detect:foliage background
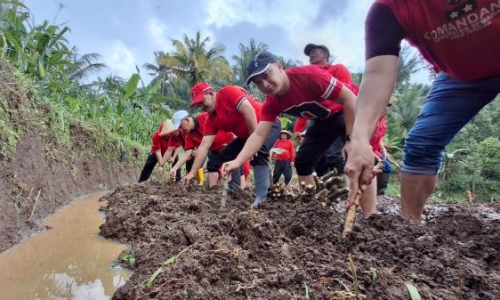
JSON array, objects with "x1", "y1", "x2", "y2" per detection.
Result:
[{"x1": 1, "y1": 0, "x2": 499, "y2": 202}]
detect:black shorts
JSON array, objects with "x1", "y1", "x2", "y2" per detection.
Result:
[{"x1": 295, "y1": 112, "x2": 345, "y2": 176}]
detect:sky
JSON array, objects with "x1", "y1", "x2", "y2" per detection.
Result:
[{"x1": 23, "y1": 0, "x2": 430, "y2": 84}]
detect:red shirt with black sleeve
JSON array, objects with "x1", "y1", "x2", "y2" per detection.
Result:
[
  {"x1": 184, "y1": 112, "x2": 235, "y2": 152},
  {"x1": 261, "y1": 65, "x2": 357, "y2": 122},
  {"x1": 204, "y1": 85, "x2": 263, "y2": 139},
  {"x1": 371, "y1": 0, "x2": 500, "y2": 80},
  {"x1": 272, "y1": 139, "x2": 296, "y2": 162}
]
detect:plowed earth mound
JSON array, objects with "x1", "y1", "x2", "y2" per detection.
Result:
[{"x1": 100, "y1": 182, "x2": 500, "y2": 300}]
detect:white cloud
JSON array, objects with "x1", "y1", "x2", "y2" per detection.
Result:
[
  {"x1": 103, "y1": 41, "x2": 137, "y2": 79},
  {"x1": 146, "y1": 18, "x2": 171, "y2": 51},
  {"x1": 206, "y1": 0, "x2": 319, "y2": 31}
]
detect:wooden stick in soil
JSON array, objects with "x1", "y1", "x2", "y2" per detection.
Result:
[
  {"x1": 342, "y1": 187, "x2": 362, "y2": 238},
  {"x1": 343, "y1": 160, "x2": 384, "y2": 238},
  {"x1": 220, "y1": 178, "x2": 228, "y2": 208},
  {"x1": 28, "y1": 189, "x2": 42, "y2": 222}
]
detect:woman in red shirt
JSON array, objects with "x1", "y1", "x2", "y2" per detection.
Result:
[{"x1": 270, "y1": 130, "x2": 295, "y2": 186}]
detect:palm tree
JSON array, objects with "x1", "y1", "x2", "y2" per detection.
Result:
[
  {"x1": 157, "y1": 31, "x2": 233, "y2": 86},
  {"x1": 396, "y1": 44, "x2": 423, "y2": 90},
  {"x1": 351, "y1": 72, "x2": 363, "y2": 85},
  {"x1": 68, "y1": 47, "x2": 107, "y2": 82},
  {"x1": 278, "y1": 57, "x2": 302, "y2": 69},
  {"x1": 388, "y1": 85, "x2": 426, "y2": 137},
  {"x1": 143, "y1": 51, "x2": 174, "y2": 94},
  {"x1": 231, "y1": 39, "x2": 269, "y2": 86}
]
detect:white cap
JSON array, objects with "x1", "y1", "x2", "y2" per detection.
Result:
[{"x1": 172, "y1": 110, "x2": 189, "y2": 129}]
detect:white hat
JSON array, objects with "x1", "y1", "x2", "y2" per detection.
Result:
[{"x1": 172, "y1": 110, "x2": 189, "y2": 129}]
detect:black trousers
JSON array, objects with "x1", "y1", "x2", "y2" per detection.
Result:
[
  {"x1": 377, "y1": 172, "x2": 391, "y2": 195},
  {"x1": 273, "y1": 160, "x2": 292, "y2": 185},
  {"x1": 138, "y1": 153, "x2": 181, "y2": 182},
  {"x1": 315, "y1": 137, "x2": 345, "y2": 176}
]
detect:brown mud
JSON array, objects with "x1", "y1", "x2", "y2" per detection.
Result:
[
  {"x1": 0, "y1": 58, "x2": 139, "y2": 252},
  {"x1": 101, "y1": 182, "x2": 500, "y2": 299}
]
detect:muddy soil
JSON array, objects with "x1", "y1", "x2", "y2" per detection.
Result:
[
  {"x1": 0, "y1": 58, "x2": 139, "y2": 252},
  {"x1": 101, "y1": 182, "x2": 500, "y2": 300}
]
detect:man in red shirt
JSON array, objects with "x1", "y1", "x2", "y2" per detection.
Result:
[
  {"x1": 138, "y1": 119, "x2": 177, "y2": 182},
  {"x1": 295, "y1": 43, "x2": 355, "y2": 176},
  {"x1": 223, "y1": 52, "x2": 378, "y2": 217},
  {"x1": 270, "y1": 130, "x2": 295, "y2": 186},
  {"x1": 344, "y1": 0, "x2": 500, "y2": 221},
  {"x1": 183, "y1": 82, "x2": 281, "y2": 207},
  {"x1": 304, "y1": 43, "x2": 353, "y2": 84},
  {"x1": 169, "y1": 110, "x2": 235, "y2": 188}
]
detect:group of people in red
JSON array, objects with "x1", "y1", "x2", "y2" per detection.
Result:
[{"x1": 140, "y1": 0, "x2": 500, "y2": 220}]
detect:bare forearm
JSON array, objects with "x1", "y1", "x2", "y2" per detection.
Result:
[
  {"x1": 155, "y1": 150, "x2": 163, "y2": 166},
  {"x1": 234, "y1": 122, "x2": 273, "y2": 165},
  {"x1": 342, "y1": 97, "x2": 356, "y2": 136},
  {"x1": 189, "y1": 147, "x2": 208, "y2": 176},
  {"x1": 352, "y1": 56, "x2": 398, "y2": 141},
  {"x1": 172, "y1": 150, "x2": 192, "y2": 170}
]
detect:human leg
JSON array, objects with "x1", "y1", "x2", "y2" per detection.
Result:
[
  {"x1": 282, "y1": 160, "x2": 292, "y2": 186},
  {"x1": 360, "y1": 176, "x2": 377, "y2": 217},
  {"x1": 250, "y1": 121, "x2": 281, "y2": 206},
  {"x1": 138, "y1": 153, "x2": 157, "y2": 182},
  {"x1": 295, "y1": 113, "x2": 345, "y2": 185},
  {"x1": 401, "y1": 73, "x2": 500, "y2": 220},
  {"x1": 272, "y1": 160, "x2": 284, "y2": 184}
]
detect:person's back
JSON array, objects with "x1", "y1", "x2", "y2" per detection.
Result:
[
  {"x1": 374, "y1": 0, "x2": 500, "y2": 79},
  {"x1": 207, "y1": 85, "x2": 263, "y2": 139}
]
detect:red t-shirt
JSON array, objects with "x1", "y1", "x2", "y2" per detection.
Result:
[
  {"x1": 324, "y1": 63, "x2": 353, "y2": 84},
  {"x1": 151, "y1": 125, "x2": 169, "y2": 155},
  {"x1": 370, "y1": 115, "x2": 387, "y2": 158},
  {"x1": 242, "y1": 161, "x2": 251, "y2": 180},
  {"x1": 184, "y1": 112, "x2": 235, "y2": 152},
  {"x1": 165, "y1": 131, "x2": 184, "y2": 149},
  {"x1": 293, "y1": 63, "x2": 355, "y2": 133},
  {"x1": 261, "y1": 65, "x2": 357, "y2": 122},
  {"x1": 272, "y1": 139, "x2": 296, "y2": 162},
  {"x1": 204, "y1": 85, "x2": 263, "y2": 139},
  {"x1": 293, "y1": 118, "x2": 308, "y2": 133},
  {"x1": 376, "y1": 0, "x2": 500, "y2": 80}
]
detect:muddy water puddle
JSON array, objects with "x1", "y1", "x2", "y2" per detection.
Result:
[{"x1": 0, "y1": 192, "x2": 130, "y2": 300}]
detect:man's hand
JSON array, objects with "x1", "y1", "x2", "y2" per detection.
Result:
[
  {"x1": 157, "y1": 165, "x2": 164, "y2": 182},
  {"x1": 221, "y1": 160, "x2": 241, "y2": 180},
  {"x1": 182, "y1": 173, "x2": 195, "y2": 188},
  {"x1": 169, "y1": 168, "x2": 177, "y2": 183},
  {"x1": 343, "y1": 138, "x2": 379, "y2": 209}
]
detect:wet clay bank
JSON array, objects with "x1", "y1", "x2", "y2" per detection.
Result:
[
  {"x1": 100, "y1": 182, "x2": 500, "y2": 300},
  {"x1": 0, "y1": 193, "x2": 131, "y2": 300}
]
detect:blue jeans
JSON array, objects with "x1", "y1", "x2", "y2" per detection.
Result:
[{"x1": 402, "y1": 72, "x2": 500, "y2": 175}]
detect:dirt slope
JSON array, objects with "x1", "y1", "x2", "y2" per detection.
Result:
[
  {"x1": 0, "y1": 58, "x2": 139, "y2": 252},
  {"x1": 100, "y1": 182, "x2": 500, "y2": 300}
]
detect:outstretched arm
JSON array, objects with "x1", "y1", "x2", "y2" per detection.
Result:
[
  {"x1": 344, "y1": 55, "x2": 398, "y2": 207},
  {"x1": 183, "y1": 135, "x2": 215, "y2": 185},
  {"x1": 238, "y1": 99, "x2": 258, "y2": 135},
  {"x1": 222, "y1": 121, "x2": 274, "y2": 175}
]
